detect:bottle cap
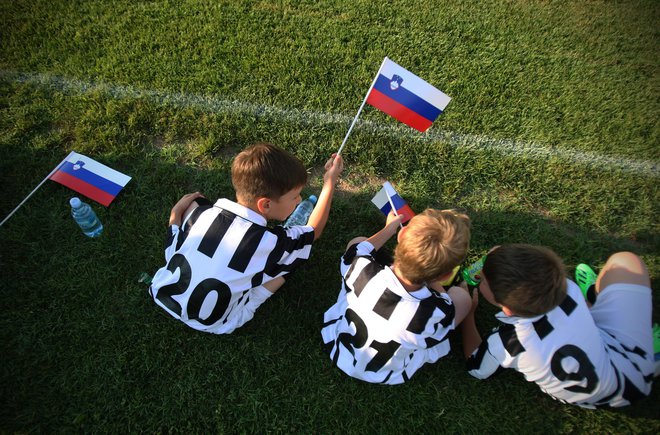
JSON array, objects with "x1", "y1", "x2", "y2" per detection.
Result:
[
  {"x1": 70, "y1": 197, "x2": 82, "y2": 208},
  {"x1": 308, "y1": 195, "x2": 318, "y2": 204}
]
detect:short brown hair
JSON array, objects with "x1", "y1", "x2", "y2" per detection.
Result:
[
  {"x1": 394, "y1": 209, "x2": 471, "y2": 285},
  {"x1": 482, "y1": 244, "x2": 567, "y2": 317},
  {"x1": 231, "y1": 143, "x2": 308, "y2": 204}
]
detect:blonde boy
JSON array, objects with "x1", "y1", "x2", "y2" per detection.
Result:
[{"x1": 322, "y1": 209, "x2": 473, "y2": 384}]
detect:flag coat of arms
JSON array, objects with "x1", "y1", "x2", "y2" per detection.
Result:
[
  {"x1": 371, "y1": 181, "x2": 415, "y2": 224},
  {"x1": 49, "y1": 152, "x2": 132, "y2": 206},
  {"x1": 366, "y1": 57, "x2": 451, "y2": 132}
]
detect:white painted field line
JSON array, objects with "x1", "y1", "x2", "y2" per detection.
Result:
[{"x1": 2, "y1": 70, "x2": 657, "y2": 177}]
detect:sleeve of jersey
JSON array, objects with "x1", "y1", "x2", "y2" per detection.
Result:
[
  {"x1": 163, "y1": 224, "x2": 180, "y2": 262},
  {"x1": 466, "y1": 330, "x2": 506, "y2": 379},
  {"x1": 263, "y1": 225, "x2": 315, "y2": 276},
  {"x1": 411, "y1": 292, "x2": 456, "y2": 349},
  {"x1": 341, "y1": 241, "x2": 375, "y2": 276}
]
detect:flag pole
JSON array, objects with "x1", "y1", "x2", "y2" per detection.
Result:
[
  {"x1": 0, "y1": 154, "x2": 69, "y2": 227},
  {"x1": 384, "y1": 183, "x2": 405, "y2": 230},
  {"x1": 386, "y1": 194, "x2": 404, "y2": 230},
  {"x1": 336, "y1": 57, "x2": 389, "y2": 156}
]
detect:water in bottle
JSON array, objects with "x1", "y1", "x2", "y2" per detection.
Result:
[
  {"x1": 70, "y1": 197, "x2": 104, "y2": 237},
  {"x1": 284, "y1": 195, "x2": 317, "y2": 227},
  {"x1": 462, "y1": 255, "x2": 486, "y2": 287}
]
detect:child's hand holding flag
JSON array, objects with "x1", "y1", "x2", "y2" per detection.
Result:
[
  {"x1": 371, "y1": 181, "x2": 415, "y2": 224},
  {"x1": 337, "y1": 57, "x2": 451, "y2": 156}
]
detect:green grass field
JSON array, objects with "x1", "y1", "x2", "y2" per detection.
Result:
[{"x1": 1, "y1": 0, "x2": 658, "y2": 432}]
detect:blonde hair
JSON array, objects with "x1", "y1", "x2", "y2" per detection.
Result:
[{"x1": 394, "y1": 209, "x2": 471, "y2": 284}]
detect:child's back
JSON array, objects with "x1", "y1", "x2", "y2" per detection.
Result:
[
  {"x1": 150, "y1": 198, "x2": 315, "y2": 333},
  {"x1": 465, "y1": 245, "x2": 654, "y2": 408},
  {"x1": 150, "y1": 143, "x2": 343, "y2": 334},
  {"x1": 322, "y1": 209, "x2": 473, "y2": 384}
]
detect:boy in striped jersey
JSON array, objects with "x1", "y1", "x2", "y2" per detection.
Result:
[
  {"x1": 150, "y1": 143, "x2": 343, "y2": 334},
  {"x1": 321, "y1": 209, "x2": 474, "y2": 384},
  {"x1": 462, "y1": 245, "x2": 655, "y2": 408}
]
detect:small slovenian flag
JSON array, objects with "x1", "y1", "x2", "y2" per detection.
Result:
[
  {"x1": 366, "y1": 57, "x2": 451, "y2": 132},
  {"x1": 371, "y1": 181, "x2": 415, "y2": 224},
  {"x1": 49, "y1": 151, "x2": 131, "y2": 206}
]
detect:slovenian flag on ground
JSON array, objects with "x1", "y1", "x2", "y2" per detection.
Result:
[
  {"x1": 366, "y1": 57, "x2": 451, "y2": 132},
  {"x1": 371, "y1": 181, "x2": 415, "y2": 224},
  {"x1": 49, "y1": 152, "x2": 131, "y2": 206}
]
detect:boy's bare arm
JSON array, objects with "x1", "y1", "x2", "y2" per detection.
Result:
[
  {"x1": 461, "y1": 289, "x2": 483, "y2": 359},
  {"x1": 169, "y1": 192, "x2": 204, "y2": 226},
  {"x1": 307, "y1": 154, "x2": 344, "y2": 240},
  {"x1": 366, "y1": 211, "x2": 404, "y2": 250}
]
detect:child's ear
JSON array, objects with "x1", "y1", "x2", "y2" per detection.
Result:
[
  {"x1": 396, "y1": 225, "x2": 408, "y2": 243},
  {"x1": 256, "y1": 197, "x2": 271, "y2": 215},
  {"x1": 501, "y1": 305, "x2": 515, "y2": 316}
]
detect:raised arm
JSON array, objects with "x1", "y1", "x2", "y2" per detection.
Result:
[
  {"x1": 461, "y1": 289, "x2": 483, "y2": 359},
  {"x1": 366, "y1": 211, "x2": 404, "y2": 251},
  {"x1": 306, "y1": 154, "x2": 344, "y2": 240}
]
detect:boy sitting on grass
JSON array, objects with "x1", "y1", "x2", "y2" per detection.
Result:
[
  {"x1": 321, "y1": 209, "x2": 473, "y2": 384},
  {"x1": 461, "y1": 244, "x2": 655, "y2": 408},
  {"x1": 150, "y1": 142, "x2": 343, "y2": 334}
]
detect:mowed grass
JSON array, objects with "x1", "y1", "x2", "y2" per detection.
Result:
[{"x1": 1, "y1": 0, "x2": 658, "y2": 432}]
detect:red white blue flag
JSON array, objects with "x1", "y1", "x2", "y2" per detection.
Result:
[
  {"x1": 371, "y1": 181, "x2": 415, "y2": 224},
  {"x1": 366, "y1": 57, "x2": 451, "y2": 132},
  {"x1": 49, "y1": 151, "x2": 131, "y2": 206}
]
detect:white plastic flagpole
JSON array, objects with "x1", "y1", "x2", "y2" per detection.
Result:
[
  {"x1": 0, "y1": 153, "x2": 71, "y2": 227},
  {"x1": 386, "y1": 195, "x2": 404, "y2": 229},
  {"x1": 384, "y1": 183, "x2": 404, "y2": 230},
  {"x1": 336, "y1": 57, "x2": 389, "y2": 156}
]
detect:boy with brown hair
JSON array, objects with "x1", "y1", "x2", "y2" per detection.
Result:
[
  {"x1": 150, "y1": 143, "x2": 343, "y2": 334},
  {"x1": 321, "y1": 208, "x2": 473, "y2": 384},
  {"x1": 462, "y1": 244, "x2": 655, "y2": 408}
]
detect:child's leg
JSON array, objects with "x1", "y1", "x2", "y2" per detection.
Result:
[
  {"x1": 595, "y1": 251, "x2": 651, "y2": 293},
  {"x1": 589, "y1": 252, "x2": 653, "y2": 363},
  {"x1": 447, "y1": 285, "x2": 473, "y2": 326},
  {"x1": 183, "y1": 197, "x2": 212, "y2": 221}
]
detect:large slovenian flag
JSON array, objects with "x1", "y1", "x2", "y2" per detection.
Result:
[
  {"x1": 366, "y1": 57, "x2": 451, "y2": 132},
  {"x1": 49, "y1": 152, "x2": 132, "y2": 206},
  {"x1": 371, "y1": 181, "x2": 415, "y2": 224}
]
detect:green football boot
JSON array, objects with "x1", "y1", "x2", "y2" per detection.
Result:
[{"x1": 575, "y1": 263, "x2": 597, "y2": 301}]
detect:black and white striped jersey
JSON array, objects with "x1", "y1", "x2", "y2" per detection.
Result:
[
  {"x1": 150, "y1": 198, "x2": 314, "y2": 334},
  {"x1": 467, "y1": 280, "x2": 654, "y2": 408},
  {"x1": 322, "y1": 240, "x2": 457, "y2": 384}
]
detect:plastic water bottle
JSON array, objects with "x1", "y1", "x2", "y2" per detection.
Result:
[
  {"x1": 284, "y1": 195, "x2": 317, "y2": 227},
  {"x1": 462, "y1": 255, "x2": 486, "y2": 286},
  {"x1": 70, "y1": 197, "x2": 103, "y2": 237},
  {"x1": 138, "y1": 272, "x2": 153, "y2": 286}
]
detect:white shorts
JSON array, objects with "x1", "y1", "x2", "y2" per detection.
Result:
[{"x1": 590, "y1": 283, "x2": 653, "y2": 361}]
